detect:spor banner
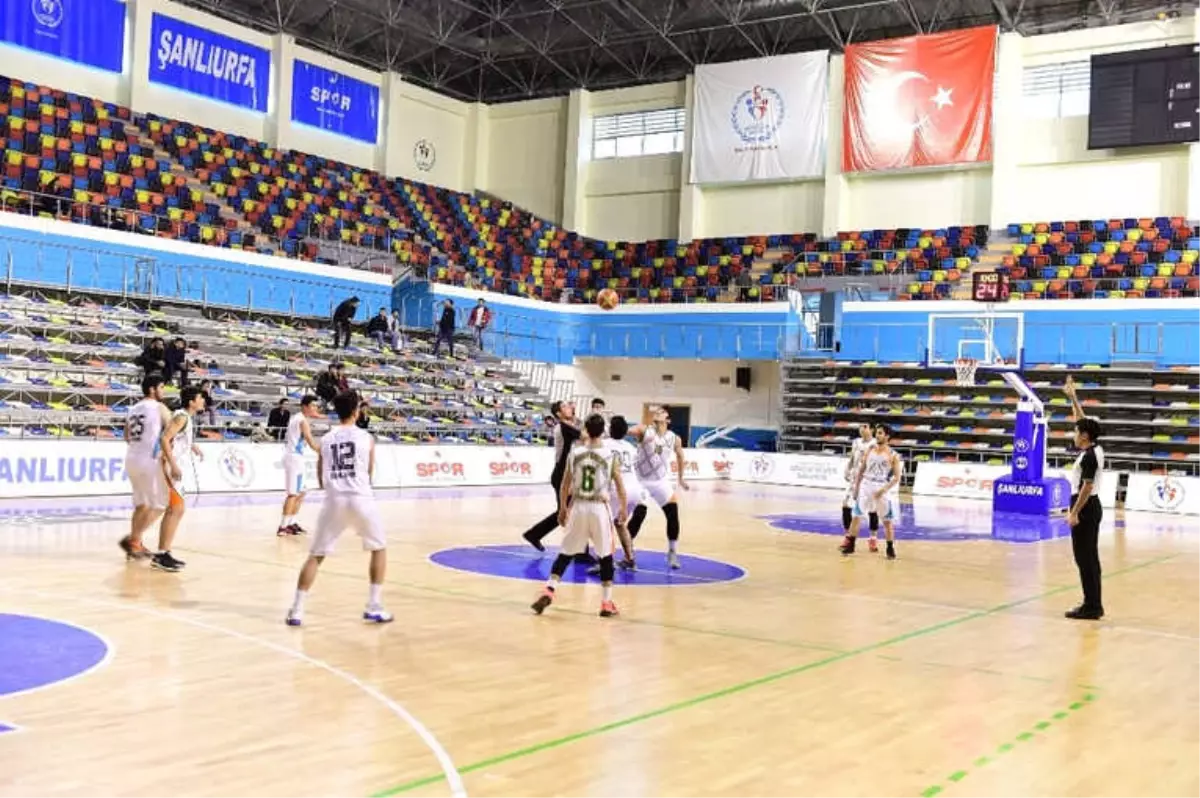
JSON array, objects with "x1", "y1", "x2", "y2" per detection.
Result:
[
  {"x1": 0, "y1": 0, "x2": 126, "y2": 72},
  {"x1": 1124, "y1": 473, "x2": 1200, "y2": 516},
  {"x1": 690, "y1": 51, "x2": 828, "y2": 184},
  {"x1": 149, "y1": 12, "x2": 270, "y2": 112},
  {"x1": 843, "y1": 25, "x2": 996, "y2": 172},
  {"x1": 291, "y1": 60, "x2": 380, "y2": 145},
  {"x1": 913, "y1": 461, "x2": 1118, "y2": 508}
]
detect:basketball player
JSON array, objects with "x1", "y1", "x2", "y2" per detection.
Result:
[
  {"x1": 522, "y1": 400, "x2": 590, "y2": 562},
  {"x1": 628, "y1": 405, "x2": 687, "y2": 569},
  {"x1": 286, "y1": 392, "x2": 391, "y2": 626},
  {"x1": 531, "y1": 413, "x2": 626, "y2": 618},
  {"x1": 152, "y1": 386, "x2": 207, "y2": 573},
  {"x1": 119, "y1": 374, "x2": 170, "y2": 562},
  {"x1": 841, "y1": 422, "x2": 901, "y2": 559},
  {"x1": 1064, "y1": 375, "x2": 1105, "y2": 620},
  {"x1": 279, "y1": 395, "x2": 321, "y2": 536},
  {"x1": 842, "y1": 423, "x2": 881, "y2": 552},
  {"x1": 606, "y1": 415, "x2": 641, "y2": 570}
]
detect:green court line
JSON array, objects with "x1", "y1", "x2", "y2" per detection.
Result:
[
  {"x1": 918, "y1": 693, "x2": 1097, "y2": 797},
  {"x1": 371, "y1": 554, "x2": 1173, "y2": 797}
]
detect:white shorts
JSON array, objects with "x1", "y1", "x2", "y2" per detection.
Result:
[
  {"x1": 854, "y1": 482, "x2": 898, "y2": 522},
  {"x1": 284, "y1": 455, "x2": 307, "y2": 496},
  {"x1": 610, "y1": 481, "x2": 644, "y2": 522},
  {"x1": 642, "y1": 480, "x2": 677, "y2": 508},
  {"x1": 310, "y1": 494, "x2": 386, "y2": 555},
  {"x1": 127, "y1": 456, "x2": 166, "y2": 510},
  {"x1": 561, "y1": 501, "x2": 615, "y2": 558}
]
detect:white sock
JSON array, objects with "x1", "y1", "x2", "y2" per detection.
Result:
[
  {"x1": 545, "y1": 577, "x2": 557, "y2": 591},
  {"x1": 602, "y1": 584, "x2": 613, "y2": 602},
  {"x1": 291, "y1": 589, "x2": 308, "y2": 612},
  {"x1": 368, "y1": 583, "x2": 382, "y2": 608},
  {"x1": 668, "y1": 540, "x2": 677, "y2": 554},
  {"x1": 280, "y1": 514, "x2": 290, "y2": 527}
]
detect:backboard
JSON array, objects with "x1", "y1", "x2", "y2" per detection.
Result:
[{"x1": 925, "y1": 309, "x2": 1025, "y2": 370}]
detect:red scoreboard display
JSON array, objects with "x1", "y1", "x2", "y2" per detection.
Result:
[{"x1": 972, "y1": 271, "x2": 1010, "y2": 303}]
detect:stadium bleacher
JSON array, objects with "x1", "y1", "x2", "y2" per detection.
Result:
[
  {"x1": 0, "y1": 74, "x2": 988, "y2": 306},
  {"x1": 0, "y1": 288, "x2": 550, "y2": 445},
  {"x1": 1002, "y1": 218, "x2": 1200, "y2": 299},
  {"x1": 777, "y1": 359, "x2": 1200, "y2": 479}
]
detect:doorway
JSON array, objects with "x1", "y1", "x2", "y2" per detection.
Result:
[{"x1": 643, "y1": 403, "x2": 692, "y2": 445}]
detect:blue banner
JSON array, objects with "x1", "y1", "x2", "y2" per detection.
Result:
[
  {"x1": 149, "y1": 12, "x2": 269, "y2": 112},
  {"x1": 291, "y1": 60, "x2": 380, "y2": 144},
  {"x1": 0, "y1": 0, "x2": 126, "y2": 73}
]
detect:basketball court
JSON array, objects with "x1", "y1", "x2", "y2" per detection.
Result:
[{"x1": 1, "y1": 481, "x2": 1196, "y2": 797}]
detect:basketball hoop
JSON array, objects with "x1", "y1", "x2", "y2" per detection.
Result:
[{"x1": 954, "y1": 357, "x2": 978, "y2": 387}]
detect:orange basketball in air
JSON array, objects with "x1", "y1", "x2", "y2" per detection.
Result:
[{"x1": 596, "y1": 288, "x2": 620, "y2": 310}]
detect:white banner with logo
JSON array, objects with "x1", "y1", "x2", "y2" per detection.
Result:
[
  {"x1": 690, "y1": 51, "x2": 828, "y2": 184},
  {"x1": 1124, "y1": 473, "x2": 1200, "y2": 515},
  {"x1": 729, "y1": 451, "x2": 850, "y2": 489},
  {"x1": 913, "y1": 462, "x2": 1119, "y2": 508}
]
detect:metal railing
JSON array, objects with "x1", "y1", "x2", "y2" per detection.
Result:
[{"x1": 0, "y1": 188, "x2": 414, "y2": 273}]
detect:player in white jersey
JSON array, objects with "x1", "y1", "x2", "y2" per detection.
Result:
[
  {"x1": 605, "y1": 415, "x2": 641, "y2": 571},
  {"x1": 278, "y1": 395, "x2": 321, "y2": 536},
  {"x1": 150, "y1": 386, "x2": 207, "y2": 573},
  {"x1": 119, "y1": 374, "x2": 170, "y2": 562},
  {"x1": 286, "y1": 391, "x2": 392, "y2": 626},
  {"x1": 629, "y1": 405, "x2": 688, "y2": 569},
  {"x1": 842, "y1": 423, "x2": 881, "y2": 552},
  {"x1": 841, "y1": 423, "x2": 902, "y2": 559},
  {"x1": 532, "y1": 413, "x2": 626, "y2": 618}
]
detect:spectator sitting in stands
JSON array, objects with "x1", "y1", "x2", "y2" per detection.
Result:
[
  {"x1": 388, "y1": 310, "x2": 404, "y2": 352},
  {"x1": 356, "y1": 397, "x2": 371, "y2": 431},
  {"x1": 164, "y1": 337, "x2": 188, "y2": 386},
  {"x1": 267, "y1": 398, "x2": 290, "y2": 441},
  {"x1": 197, "y1": 379, "x2": 215, "y2": 428},
  {"x1": 315, "y1": 363, "x2": 341, "y2": 406},
  {"x1": 366, "y1": 308, "x2": 391, "y2": 351},
  {"x1": 135, "y1": 337, "x2": 167, "y2": 377}
]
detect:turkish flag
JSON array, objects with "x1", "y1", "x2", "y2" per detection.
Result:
[{"x1": 843, "y1": 26, "x2": 997, "y2": 172}]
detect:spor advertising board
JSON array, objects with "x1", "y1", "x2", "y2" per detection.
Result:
[
  {"x1": 0, "y1": 0, "x2": 126, "y2": 72},
  {"x1": 913, "y1": 461, "x2": 1119, "y2": 508},
  {"x1": 149, "y1": 12, "x2": 270, "y2": 112},
  {"x1": 290, "y1": 60, "x2": 380, "y2": 144},
  {"x1": 0, "y1": 442, "x2": 756, "y2": 498},
  {"x1": 1124, "y1": 473, "x2": 1200, "y2": 516}
]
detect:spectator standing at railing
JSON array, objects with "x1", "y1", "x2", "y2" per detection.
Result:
[
  {"x1": 433, "y1": 300, "x2": 456, "y2": 357},
  {"x1": 331, "y1": 296, "x2": 360, "y2": 349},
  {"x1": 267, "y1": 399, "x2": 291, "y2": 442},
  {"x1": 467, "y1": 299, "x2": 491, "y2": 349},
  {"x1": 197, "y1": 379, "x2": 216, "y2": 428}
]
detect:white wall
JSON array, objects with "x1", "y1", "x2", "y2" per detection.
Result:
[
  {"x1": 569, "y1": 359, "x2": 779, "y2": 429},
  {"x1": 842, "y1": 168, "x2": 993, "y2": 229},
  {"x1": 699, "y1": 181, "x2": 825, "y2": 237},
  {"x1": 481, "y1": 97, "x2": 568, "y2": 222},
  {"x1": 583, "y1": 154, "x2": 681, "y2": 242},
  {"x1": 384, "y1": 81, "x2": 474, "y2": 193},
  {"x1": 0, "y1": 33, "x2": 128, "y2": 103}
]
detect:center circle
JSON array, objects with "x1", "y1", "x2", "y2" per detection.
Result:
[{"x1": 429, "y1": 544, "x2": 746, "y2": 586}]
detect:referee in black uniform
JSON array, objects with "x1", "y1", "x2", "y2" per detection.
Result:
[
  {"x1": 523, "y1": 401, "x2": 589, "y2": 558},
  {"x1": 1064, "y1": 375, "x2": 1105, "y2": 620}
]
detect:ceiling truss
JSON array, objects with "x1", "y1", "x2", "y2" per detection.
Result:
[{"x1": 171, "y1": 0, "x2": 1189, "y2": 103}]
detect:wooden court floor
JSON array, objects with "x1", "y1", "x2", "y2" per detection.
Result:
[{"x1": 0, "y1": 482, "x2": 1196, "y2": 797}]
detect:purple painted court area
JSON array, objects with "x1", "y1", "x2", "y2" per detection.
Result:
[
  {"x1": 760, "y1": 504, "x2": 1073, "y2": 544},
  {"x1": 430, "y1": 544, "x2": 746, "y2": 585},
  {"x1": 0, "y1": 614, "x2": 109, "y2": 727}
]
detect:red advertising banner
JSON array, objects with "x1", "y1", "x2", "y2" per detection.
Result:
[{"x1": 843, "y1": 25, "x2": 997, "y2": 172}]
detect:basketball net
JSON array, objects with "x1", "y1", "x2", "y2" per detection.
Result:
[{"x1": 954, "y1": 357, "x2": 978, "y2": 387}]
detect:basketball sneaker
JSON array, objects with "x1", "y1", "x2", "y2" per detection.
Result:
[
  {"x1": 667, "y1": 551, "x2": 681, "y2": 570},
  {"x1": 886, "y1": 541, "x2": 897, "y2": 560},
  {"x1": 150, "y1": 551, "x2": 184, "y2": 572},
  {"x1": 285, "y1": 609, "x2": 303, "y2": 627},
  {"x1": 363, "y1": 606, "x2": 394, "y2": 624},
  {"x1": 839, "y1": 535, "x2": 856, "y2": 555},
  {"x1": 599, "y1": 600, "x2": 619, "y2": 618},
  {"x1": 868, "y1": 538, "x2": 879, "y2": 553},
  {"x1": 288, "y1": 524, "x2": 307, "y2": 536},
  {"x1": 618, "y1": 558, "x2": 637, "y2": 571},
  {"x1": 531, "y1": 589, "x2": 554, "y2": 615},
  {"x1": 118, "y1": 535, "x2": 152, "y2": 561}
]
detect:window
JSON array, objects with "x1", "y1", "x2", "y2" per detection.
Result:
[
  {"x1": 1022, "y1": 61, "x2": 1090, "y2": 118},
  {"x1": 591, "y1": 108, "x2": 686, "y2": 160}
]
